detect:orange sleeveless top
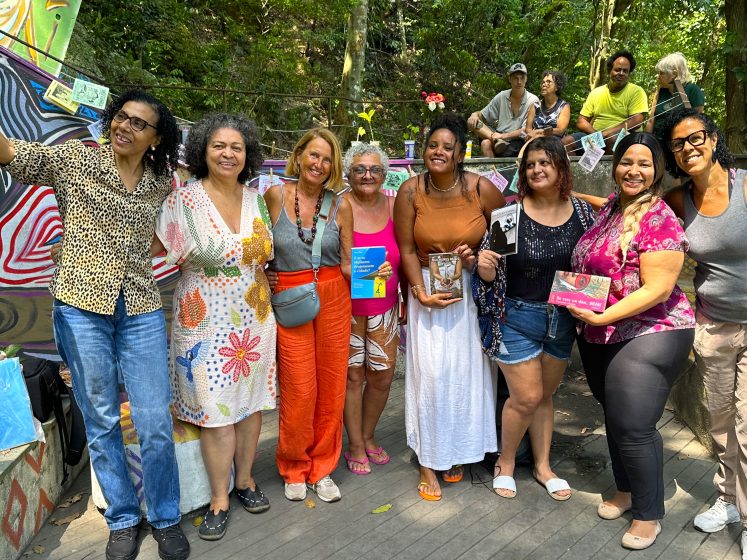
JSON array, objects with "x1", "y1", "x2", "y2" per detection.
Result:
[{"x1": 413, "y1": 180, "x2": 487, "y2": 267}]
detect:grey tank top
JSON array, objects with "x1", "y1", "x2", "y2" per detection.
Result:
[
  {"x1": 683, "y1": 168, "x2": 747, "y2": 323},
  {"x1": 270, "y1": 186, "x2": 343, "y2": 272}
]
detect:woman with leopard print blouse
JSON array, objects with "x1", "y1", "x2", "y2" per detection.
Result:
[{"x1": 0, "y1": 91, "x2": 190, "y2": 560}]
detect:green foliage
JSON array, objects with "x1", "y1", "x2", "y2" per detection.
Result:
[{"x1": 65, "y1": 0, "x2": 729, "y2": 155}]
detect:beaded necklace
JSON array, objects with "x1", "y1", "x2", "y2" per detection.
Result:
[{"x1": 294, "y1": 186, "x2": 326, "y2": 244}]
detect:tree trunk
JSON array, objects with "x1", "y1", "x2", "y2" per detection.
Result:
[
  {"x1": 725, "y1": 0, "x2": 747, "y2": 153},
  {"x1": 334, "y1": 0, "x2": 369, "y2": 145},
  {"x1": 588, "y1": 0, "x2": 634, "y2": 89},
  {"x1": 394, "y1": 0, "x2": 407, "y2": 60}
]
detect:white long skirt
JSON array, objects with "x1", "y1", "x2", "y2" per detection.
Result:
[{"x1": 405, "y1": 268, "x2": 498, "y2": 471}]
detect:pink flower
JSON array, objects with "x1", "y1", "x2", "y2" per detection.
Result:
[
  {"x1": 422, "y1": 92, "x2": 446, "y2": 111},
  {"x1": 218, "y1": 329, "x2": 261, "y2": 382}
]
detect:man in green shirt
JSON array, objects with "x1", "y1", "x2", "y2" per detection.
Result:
[{"x1": 564, "y1": 50, "x2": 648, "y2": 154}]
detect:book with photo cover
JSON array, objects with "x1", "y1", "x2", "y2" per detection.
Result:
[
  {"x1": 548, "y1": 271, "x2": 611, "y2": 312},
  {"x1": 489, "y1": 204, "x2": 521, "y2": 255},
  {"x1": 428, "y1": 252, "x2": 463, "y2": 299},
  {"x1": 351, "y1": 246, "x2": 387, "y2": 299}
]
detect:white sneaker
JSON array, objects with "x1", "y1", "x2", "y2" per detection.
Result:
[
  {"x1": 694, "y1": 497, "x2": 740, "y2": 533},
  {"x1": 309, "y1": 476, "x2": 341, "y2": 503},
  {"x1": 284, "y1": 482, "x2": 307, "y2": 501},
  {"x1": 742, "y1": 530, "x2": 747, "y2": 560}
]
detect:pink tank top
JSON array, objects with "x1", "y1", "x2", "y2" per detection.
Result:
[{"x1": 352, "y1": 216, "x2": 400, "y2": 316}]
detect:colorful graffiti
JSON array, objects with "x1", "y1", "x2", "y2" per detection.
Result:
[{"x1": 0, "y1": 0, "x2": 82, "y2": 76}]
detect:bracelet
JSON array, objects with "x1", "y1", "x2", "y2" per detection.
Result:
[{"x1": 410, "y1": 284, "x2": 425, "y2": 297}]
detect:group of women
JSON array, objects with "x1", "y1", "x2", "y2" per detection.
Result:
[{"x1": 1, "y1": 86, "x2": 744, "y2": 557}]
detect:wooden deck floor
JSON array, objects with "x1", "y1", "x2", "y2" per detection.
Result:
[{"x1": 25, "y1": 367, "x2": 742, "y2": 560}]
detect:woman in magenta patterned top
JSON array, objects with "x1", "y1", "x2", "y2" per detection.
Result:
[
  {"x1": 569, "y1": 133, "x2": 695, "y2": 551},
  {"x1": 341, "y1": 143, "x2": 400, "y2": 475}
]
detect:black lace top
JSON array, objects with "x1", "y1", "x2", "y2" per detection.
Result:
[{"x1": 506, "y1": 205, "x2": 587, "y2": 301}]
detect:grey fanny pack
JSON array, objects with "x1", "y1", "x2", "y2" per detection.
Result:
[{"x1": 271, "y1": 189, "x2": 334, "y2": 328}]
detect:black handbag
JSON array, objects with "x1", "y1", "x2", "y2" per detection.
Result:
[
  {"x1": 271, "y1": 190, "x2": 334, "y2": 327},
  {"x1": 22, "y1": 358, "x2": 87, "y2": 478}
]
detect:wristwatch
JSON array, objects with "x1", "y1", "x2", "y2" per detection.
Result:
[{"x1": 475, "y1": 121, "x2": 484, "y2": 129}]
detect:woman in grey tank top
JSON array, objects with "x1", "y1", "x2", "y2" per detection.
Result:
[
  {"x1": 264, "y1": 128, "x2": 353, "y2": 505},
  {"x1": 662, "y1": 110, "x2": 747, "y2": 550}
]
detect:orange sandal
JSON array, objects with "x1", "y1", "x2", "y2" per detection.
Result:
[
  {"x1": 417, "y1": 481, "x2": 442, "y2": 501},
  {"x1": 443, "y1": 465, "x2": 463, "y2": 483}
]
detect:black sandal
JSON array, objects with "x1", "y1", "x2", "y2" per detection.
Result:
[
  {"x1": 198, "y1": 508, "x2": 229, "y2": 541},
  {"x1": 235, "y1": 484, "x2": 270, "y2": 513}
]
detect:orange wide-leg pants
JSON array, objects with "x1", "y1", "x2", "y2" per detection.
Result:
[{"x1": 275, "y1": 266, "x2": 352, "y2": 484}]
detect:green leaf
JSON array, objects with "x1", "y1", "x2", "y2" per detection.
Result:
[
  {"x1": 217, "y1": 403, "x2": 231, "y2": 416},
  {"x1": 230, "y1": 309, "x2": 241, "y2": 328},
  {"x1": 371, "y1": 503, "x2": 392, "y2": 514}
]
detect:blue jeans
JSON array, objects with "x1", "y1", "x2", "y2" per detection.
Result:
[
  {"x1": 497, "y1": 297, "x2": 576, "y2": 364},
  {"x1": 53, "y1": 293, "x2": 180, "y2": 530}
]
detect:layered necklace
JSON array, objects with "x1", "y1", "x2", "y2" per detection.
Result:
[
  {"x1": 294, "y1": 186, "x2": 326, "y2": 244},
  {"x1": 428, "y1": 172, "x2": 460, "y2": 193}
]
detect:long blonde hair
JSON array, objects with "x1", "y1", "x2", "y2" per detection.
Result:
[{"x1": 612, "y1": 133, "x2": 666, "y2": 268}]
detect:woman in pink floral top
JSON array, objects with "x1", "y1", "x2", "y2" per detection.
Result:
[{"x1": 569, "y1": 133, "x2": 695, "y2": 551}]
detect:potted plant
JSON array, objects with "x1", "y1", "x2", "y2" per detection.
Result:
[{"x1": 403, "y1": 124, "x2": 419, "y2": 159}]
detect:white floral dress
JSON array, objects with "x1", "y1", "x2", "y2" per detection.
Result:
[{"x1": 156, "y1": 180, "x2": 277, "y2": 427}]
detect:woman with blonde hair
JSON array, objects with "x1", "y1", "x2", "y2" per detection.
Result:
[
  {"x1": 569, "y1": 132, "x2": 695, "y2": 550},
  {"x1": 646, "y1": 52, "x2": 704, "y2": 139},
  {"x1": 264, "y1": 128, "x2": 353, "y2": 504}
]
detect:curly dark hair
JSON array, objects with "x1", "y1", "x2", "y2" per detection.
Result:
[
  {"x1": 542, "y1": 70, "x2": 567, "y2": 97},
  {"x1": 612, "y1": 132, "x2": 666, "y2": 195},
  {"x1": 518, "y1": 136, "x2": 573, "y2": 200},
  {"x1": 424, "y1": 113, "x2": 468, "y2": 194},
  {"x1": 660, "y1": 109, "x2": 735, "y2": 178},
  {"x1": 185, "y1": 114, "x2": 263, "y2": 183},
  {"x1": 606, "y1": 50, "x2": 637, "y2": 74},
  {"x1": 100, "y1": 90, "x2": 178, "y2": 177}
]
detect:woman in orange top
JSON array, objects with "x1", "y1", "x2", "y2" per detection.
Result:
[{"x1": 394, "y1": 113, "x2": 505, "y2": 501}]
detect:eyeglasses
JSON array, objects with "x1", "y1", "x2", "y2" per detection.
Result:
[
  {"x1": 350, "y1": 165, "x2": 385, "y2": 178},
  {"x1": 669, "y1": 129, "x2": 708, "y2": 153},
  {"x1": 112, "y1": 110, "x2": 157, "y2": 132}
]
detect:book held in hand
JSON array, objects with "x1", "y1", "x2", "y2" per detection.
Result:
[
  {"x1": 351, "y1": 246, "x2": 386, "y2": 299},
  {"x1": 428, "y1": 252, "x2": 463, "y2": 299},
  {"x1": 489, "y1": 204, "x2": 520, "y2": 255},
  {"x1": 548, "y1": 271, "x2": 611, "y2": 312}
]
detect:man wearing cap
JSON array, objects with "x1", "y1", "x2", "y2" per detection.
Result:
[
  {"x1": 468, "y1": 63, "x2": 539, "y2": 157},
  {"x1": 563, "y1": 50, "x2": 648, "y2": 154}
]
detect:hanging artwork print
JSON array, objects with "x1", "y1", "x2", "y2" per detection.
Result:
[{"x1": 0, "y1": 0, "x2": 82, "y2": 76}]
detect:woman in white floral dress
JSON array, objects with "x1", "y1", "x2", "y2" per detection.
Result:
[{"x1": 154, "y1": 114, "x2": 276, "y2": 541}]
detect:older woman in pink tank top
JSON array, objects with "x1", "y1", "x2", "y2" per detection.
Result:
[{"x1": 341, "y1": 143, "x2": 400, "y2": 475}]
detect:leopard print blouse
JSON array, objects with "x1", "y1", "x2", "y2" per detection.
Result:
[{"x1": 5, "y1": 139, "x2": 171, "y2": 315}]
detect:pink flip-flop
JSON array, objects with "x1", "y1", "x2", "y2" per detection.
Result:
[
  {"x1": 344, "y1": 451, "x2": 371, "y2": 475},
  {"x1": 365, "y1": 446, "x2": 391, "y2": 465}
]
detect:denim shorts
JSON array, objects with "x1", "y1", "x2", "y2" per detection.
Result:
[{"x1": 496, "y1": 297, "x2": 576, "y2": 364}]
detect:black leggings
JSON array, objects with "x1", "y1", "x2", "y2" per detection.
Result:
[{"x1": 578, "y1": 329, "x2": 694, "y2": 520}]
